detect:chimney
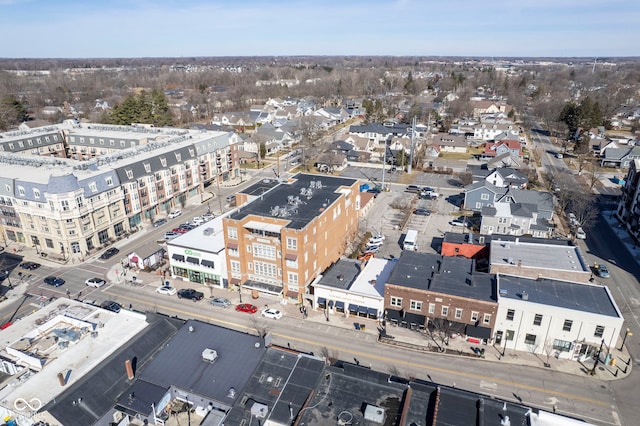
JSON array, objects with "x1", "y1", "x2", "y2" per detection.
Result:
[
  {"x1": 58, "y1": 372, "x2": 66, "y2": 387},
  {"x1": 125, "y1": 359, "x2": 134, "y2": 380}
]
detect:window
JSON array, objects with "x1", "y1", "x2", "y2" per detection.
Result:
[
  {"x1": 481, "y1": 193, "x2": 490, "y2": 200},
  {"x1": 563, "y1": 320, "x2": 573, "y2": 332},
  {"x1": 524, "y1": 334, "x2": 537, "y2": 345},
  {"x1": 553, "y1": 339, "x2": 572, "y2": 352},
  {"x1": 441, "y1": 306, "x2": 449, "y2": 316},
  {"x1": 428, "y1": 303, "x2": 435, "y2": 314},
  {"x1": 228, "y1": 227, "x2": 238, "y2": 239},
  {"x1": 287, "y1": 272, "x2": 298, "y2": 285},
  {"x1": 32, "y1": 188, "x2": 40, "y2": 199},
  {"x1": 410, "y1": 300, "x2": 422, "y2": 311},
  {"x1": 76, "y1": 196, "x2": 84, "y2": 208},
  {"x1": 105, "y1": 176, "x2": 113, "y2": 186},
  {"x1": 483, "y1": 313, "x2": 491, "y2": 324},
  {"x1": 254, "y1": 261, "x2": 277, "y2": 277},
  {"x1": 455, "y1": 308, "x2": 463, "y2": 319},
  {"x1": 126, "y1": 169, "x2": 134, "y2": 179},
  {"x1": 594, "y1": 325, "x2": 604, "y2": 338},
  {"x1": 286, "y1": 237, "x2": 297, "y2": 250},
  {"x1": 390, "y1": 297, "x2": 402, "y2": 308},
  {"x1": 505, "y1": 330, "x2": 514, "y2": 341},
  {"x1": 533, "y1": 314, "x2": 543, "y2": 326},
  {"x1": 144, "y1": 163, "x2": 151, "y2": 173},
  {"x1": 471, "y1": 311, "x2": 479, "y2": 322},
  {"x1": 506, "y1": 309, "x2": 515, "y2": 321},
  {"x1": 253, "y1": 243, "x2": 276, "y2": 259},
  {"x1": 18, "y1": 186, "x2": 25, "y2": 196},
  {"x1": 61, "y1": 200, "x2": 70, "y2": 211},
  {"x1": 230, "y1": 260, "x2": 241, "y2": 273}
]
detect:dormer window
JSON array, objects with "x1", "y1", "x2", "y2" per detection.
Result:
[
  {"x1": 160, "y1": 157, "x2": 167, "y2": 167},
  {"x1": 144, "y1": 163, "x2": 151, "y2": 173}
]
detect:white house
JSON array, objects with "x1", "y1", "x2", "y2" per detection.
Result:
[
  {"x1": 494, "y1": 274, "x2": 623, "y2": 362},
  {"x1": 311, "y1": 258, "x2": 395, "y2": 321},
  {"x1": 167, "y1": 215, "x2": 228, "y2": 289}
]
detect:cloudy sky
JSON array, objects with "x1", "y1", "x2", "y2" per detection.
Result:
[{"x1": 1, "y1": 0, "x2": 638, "y2": 58}]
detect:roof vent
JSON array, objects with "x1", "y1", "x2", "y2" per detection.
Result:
[
  {"x1": 364, "y1": 404, "x2": 386, "y2": 424},
  {"x1": 203, "y1": 227, "x2": 214, "y2": 236},
  {"x1": 227, "y1": 387, "x2": 236, "y2": 398},
  {"x1": 202, "y1": 348, "x2": 218, "y2": 363},
  {"x1": 521, "y1": 291, "x2": 529, "y2": 301},
  {"x1": 251, "y1": 402, "x2": 268, "y2": 418},
  {"x1": 338, "y1": 275, "x2": 344, "y2": 281}
]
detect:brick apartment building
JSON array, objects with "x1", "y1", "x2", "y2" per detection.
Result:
[{"x1": 223, "y1": 173, "x2": 360, "y2": 303}]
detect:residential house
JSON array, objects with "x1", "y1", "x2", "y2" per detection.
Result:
[
  {"x1": 432, "y1": 133, "x2": 467, "y2": 153},
  {"x1": 481, "y1": 139, "x2": 522, "y2": 159},
  {"x1": 313, "y1": 107, "x2": 349, "y2": 126},
  {"x1": 485, "y1": 167, "x2": 528, "y2": 189},
  {"x1": 211, "y1": 112, "x2": 255, "y2": 129},
  {"x1": 223, "y1": 173, "x2": 361, "y2": 303},
  {"x1": 464, "y1": 183, "x2": 554, "y2": 217},
  {"x1": 384, "y1": 251, "x2": 497, "y2": 343},
  {"x1": 480, "y1": 201, "x2": 553, "y2": 238},
  {"x1": 315, "y1": 151, "x2": 348, "y2": 172},
  {"x1": 474, "y1": 123, "x2": 519, "y2": 142},
  {"x1": 600, "y1": 145, "x2": 640, "y2": 169},
  {"x1": 495, "y1": 274, "x2": 623, "y2": 361},
  {"x1": 348, "y1": 122, "x2": 411, "y2": 147},
  {"x1": 344, "y1": 134, "x2": 375, "y2": 152},
  {"x1": 486, "y1": 152, "x2": 525, "y2": 169},
  {"x1": 470, "y1": 100, "x2": 513, "y2": 119}
]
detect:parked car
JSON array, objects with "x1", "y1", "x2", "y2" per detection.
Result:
[
  {"x1": 85, "y1": 277, "x2": 106, "y2": 288},
  {"x1": 368, "y1": 235, "x2": 385, "y2": 245},
  {"x1": 101, "y1": 300, "x2": 121, "y2": 313},
  {"x1": 575, "y1": 227, "x2": 586, "y2": 240},
  {"x1": 594, "y1": 263, "x2": 610, "y2": 278},
  {"x1": 153, "y1": 218, "x2": 168, "y2": 227},
  {"x1": 367, "y1": 187, "x2": 382, "y2": 197},
  {"x1": 20, "y1": 261, "x2": 41, "y2": 270},
  {"x1": 99, "y1": 247, "x2": 120, "y2": 260},
  {"x1": 179, "y1": 223, "x2": 195, "y2": 231},
  {"x1": 406, "y1": 185, "x2": 420, "y2": 193},
  {"x1": 235, "y1": 303, "x2": 258, "y2": 314},
  {"x1": 261, "y1": 308, "x2": 283, "y2": 319},
  {"x1": 226, "y1": 195, "x2": 236, "y2": 205},
  {"x1": 168, "y1": 210, "x2": 182, "y2": 219},
  {"x1": 44, "y1": 276, "x2": 65, "y2": 287},
  {"x1": 363, "y1": 246, "x2": 380, "y2": 254},
  {"x1": 191, "y1": 216, "x2": 205, "y2": 226},
  {"x1": 357, "y1": 252, "x2": 375, "y2": 262},
  {"x1": 413, "y1": 208, "x2": 431, "y2": 216},
  {"x1": 163, "y1": 232, "x2": 180, "y2": 240},
  {"x1": 156, "y1": 285, "x2": 178, "y2": 296},
  {"x1": 172, "y1": 228, "x2": 188, "y2": 234},
  {"x1": 202, "y1": 213, "x2": 215, "y2": 221},
  {"x1": 450, "y1": 217, "x2": 468, "y2": 227},
  {"x1": 177, "y1": 288, "x2": 204, "y2": 301},
  {"x1": 210, "y1": 297, "x2": 231, "y2": 308}
]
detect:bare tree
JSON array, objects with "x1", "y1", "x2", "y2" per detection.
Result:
[
  {"x1": 585, "y1": 161, "x2": 604, "y2": 190},
  {"x1": 569, "y1": 187, "x2": 599, "y2": 230},
  {"x1": 543, "y1": 338, "x2": 554, "y2": 367}
]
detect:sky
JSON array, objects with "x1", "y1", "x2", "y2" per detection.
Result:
[{"x1": 1, "y1": 0, "x2": 638, "y2": 58}]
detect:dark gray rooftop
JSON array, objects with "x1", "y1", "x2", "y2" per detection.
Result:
[
  {"x1": 230, "y1": 173, "x2": 358, "y2": 230},
  {"x1": 314, "y1": 258, "x2": 362, "y2": 290},
  {"x1": 388, "y1": 252, "x2": 496, "y2": 302},
  {"x1": 43, "y1": 313, "x2": 183, "y2": 426},
  {"x1": 498, "y1": 274, "x2": 620, "y2": 317},
  {"x1": 225, "y1": 349, "x2": 325, "y2": 425},
  {"x1": 139, "y1": 319, "x2": 266, "y2": 405}
]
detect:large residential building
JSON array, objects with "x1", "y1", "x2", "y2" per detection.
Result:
[
  {"x1": 223, "y1": 173, "x2": 360, "y2": 302},
  {"x1": 617, "y1": 158, "x2": 640, "y2": 243},
  {"x1": 0, "y1": 122, "x2": 241, "y2": 262}
]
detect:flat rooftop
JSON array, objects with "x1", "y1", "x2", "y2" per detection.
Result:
[
  {"x1": 168, "y1": 212, "x2": 228, "y2": 254},
  {"x1": 230, "y1": 173, "x2": 358, "y2": 230},
  {"x1": 498, "y1": 274, "x2": 621, "y2": 317},
  {"x1": 0, "y1": 299, "x2": 148, "y2": 414},
  {"x1": 490, "y1": 239, "x2": 588, "y2": 273}
]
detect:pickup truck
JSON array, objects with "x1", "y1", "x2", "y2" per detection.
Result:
[{"x1": 420, "y1": 189, "x2": 440, "y2": 199}]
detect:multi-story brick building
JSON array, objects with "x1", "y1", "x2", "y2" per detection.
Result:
[
  {"x1": 0, "y1": 123, "x2": 241, "y2": 262},
  {"x1": 223, "y1": 173, "x2": 360, "y2": 302},
  {"x1": 384, "y1": 251, "x2": 497, "y2": 343}
]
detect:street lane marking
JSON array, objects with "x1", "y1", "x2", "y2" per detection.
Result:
[{"x1": 107, "y1": 291, "x2": 610, "y2": 409}]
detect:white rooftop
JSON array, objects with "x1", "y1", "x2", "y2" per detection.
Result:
[
  {"x1": 0, "y1": 299, "x2": 148, "y2": 418},
  {"x1": 349, "y1": 258, "x2": 395, "y2": 298},
  {"x1": 490, "y1": 240, "x2": 589, "y2": 273}
]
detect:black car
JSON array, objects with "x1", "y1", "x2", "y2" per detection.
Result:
[
  {"x1": 101, "y1": 300, "x2": 121, "y2": 313},
  {"x1": 44, "y1": 276, "x2": 65, "y2": 287},
  {"x1": 413, "y1": 208, "x2": 431, "y2": 216},
  {"x1": 99, "y1": 247, "x2": 120, "y2": 260},
  {"x1": 20, "y1": 261, "x2": 41, "y2": 270},
  {"x1": 177, "y1": 288, "x2": 204, "y2": 301}
]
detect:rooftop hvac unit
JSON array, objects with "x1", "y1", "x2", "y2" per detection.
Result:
[
  {"x1": 203, "y1": 228, "x2": 214, "y2": 236},
  {"x1": 251, "y1": 402, "x2": 268, "y2": 419},
  {"x1": 364, "y1": 404, "x2": 386, "y2": 424},
  {"x1": 202, "y1": 348, "x2": 218, "y2": 363}
]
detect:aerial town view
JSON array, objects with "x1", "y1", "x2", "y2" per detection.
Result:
[{"x1": 0, "y1": 1, "x2": 639, "y2": 426}]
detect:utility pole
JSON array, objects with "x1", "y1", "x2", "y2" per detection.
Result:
[
  {"x1": 408, "y1": 116, "x2": 416, "y2": 174},
  {"x1": 590, "y1": 339, "x2": 605, "y2": 375}
]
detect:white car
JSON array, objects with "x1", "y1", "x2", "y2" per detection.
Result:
[
  {"x1": 575, "y1": 227, "x2": 586, "y2": 240},
  {"x1": 450, "y1": 217, "x2": 468, "y2": 227},
  {"x1": 191, "y1": 216, "x2": 205, "y2": 225},
  {"x1": 368, "y1": 235, "x2": 385, "y2": 245},
  {"x1": 261, "y1": 308, "x2": 283, "y2": 319},
  {"x1": 85, "y1": 277, "x2": 106, "y2": 288},
  {"x1": 156, "y1": 286, "x2": 177, "y2": 296},
  {"x1": 168, "y1": 210, "x2": 182, "y2": 219},
  {"x1": 202, "y1": 213, "x2": 215, "y2": 221}
]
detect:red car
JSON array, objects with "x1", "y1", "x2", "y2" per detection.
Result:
[
  {"x1": 172, "y1": 228, "x2": 188, "y2": 234},
  {"x1": 235, "y1": 303, "x2": 258, "y2": 314}
]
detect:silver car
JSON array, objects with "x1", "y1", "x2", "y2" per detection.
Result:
[{"x1": 210, "y1": 297, "x2": 231, "y2": 308}]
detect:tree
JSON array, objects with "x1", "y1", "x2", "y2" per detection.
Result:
[
  {"x1": 0, "y1": 95, "x2": 29, "y2": 131},
  {"x1": 459, "y1": 171, "x2": 473, "y2": 187},
  {"x1": 105, "y1": 89, "x2": 174, "y2": 126}
]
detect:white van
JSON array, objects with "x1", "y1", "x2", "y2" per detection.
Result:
[
  {"x1": 575, "y1": 227, "x2": 586, "y2": 240},
  {"x1": 403, "y1": 229, "x2": 419, "y2": 251}
]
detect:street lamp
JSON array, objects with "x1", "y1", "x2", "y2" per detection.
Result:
[
  {"x1": 590, "y1": 339, "x2": 605, "y2": 376},
  {"x1": 4, "y1": 270, "x2": 11, "y2": 289},
  {"x1": 238, "y1": 285, "x2": 243, "y2": 303},
  {"x1": 619, "y1": 328, "x2": 633, "y2": 350}
]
